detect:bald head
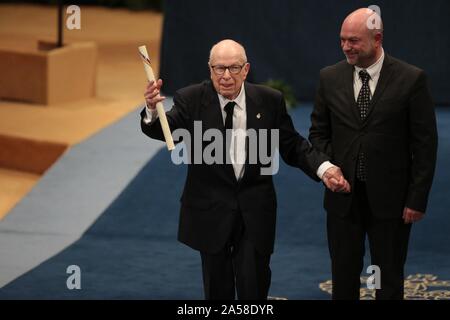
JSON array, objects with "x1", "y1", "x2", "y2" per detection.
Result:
[
  {"x1": 340, "y1": 8, "x2": 384, "y2": 67},
  {"x1": 209, "y1": 39, "x2": 247, "y2": 65},
  {"x1": 343, "y1": 8, "x2": 383, "y2": 38}
]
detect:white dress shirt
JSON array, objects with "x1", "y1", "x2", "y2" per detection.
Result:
[{"x1": 353, "y1": 49, "x2": 385, "y2": 100}]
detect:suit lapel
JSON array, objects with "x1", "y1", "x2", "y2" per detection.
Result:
[
  {"x1": 245, "y1": 83, "x2": 263, "y2": 133},
  {"x1": 364, "y1": 55, "x2": 394, "y2": 122},
  {"x1": 240, "y1": 83, "x2": 263, "y2": 184},
  {"x1": 343, "y1": 63, "x2": 362, "y2": 124},
  {"x1": 201, "y1": 82, "x2": 224, "y2": 132}
]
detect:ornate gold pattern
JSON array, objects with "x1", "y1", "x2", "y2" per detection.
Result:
[{"x1": 319, "y1": 274, "x2": 450, "y2": 300}]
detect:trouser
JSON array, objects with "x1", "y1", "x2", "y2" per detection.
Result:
[
  {"x1": 327, "y1": 180, "x2": 411, "y2": 300},
  {"x1": 200, "y1": 210, "x2": 271, "y2": 300}
]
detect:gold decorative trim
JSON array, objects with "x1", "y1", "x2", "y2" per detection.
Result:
[{"x1": 319, "y1": 274, "x2": 450, "y2": 300}]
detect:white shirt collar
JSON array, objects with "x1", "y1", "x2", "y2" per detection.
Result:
[
  {"x1": 355, "y1": 48, "x2": 385, "y2": 81},
  {"x1": 218, "y1": 83, "x2": 246, "y2": 111}
]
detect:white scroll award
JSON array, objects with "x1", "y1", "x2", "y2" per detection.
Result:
[{"x1": 138, "y1": 45, "x2": 175, "y2": 151}]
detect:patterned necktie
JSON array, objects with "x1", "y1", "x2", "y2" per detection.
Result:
[
  {"x1": 356, "y1": 70, "x2": 371, "y2": 181},
  {"x1": 357, "y1": 70, "x2": 371, "y2": 120}
]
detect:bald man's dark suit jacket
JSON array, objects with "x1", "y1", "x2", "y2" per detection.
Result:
[
  {"x1": 309, "y1": 55, "x2": 438, "y2": 218},
  {"x1": 141, "y1": 81, "x2": 328, "y2": 255}
]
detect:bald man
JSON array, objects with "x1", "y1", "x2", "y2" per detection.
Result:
[
  {"x1": 309, "y1": 9, "x2": 437, "y2": 299},
  {"x1": 141, "y1": 39, "x2": 349, "y2": 299}
]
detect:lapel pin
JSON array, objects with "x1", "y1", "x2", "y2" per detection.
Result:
[{"x1": 256, "y1": 113, "x2": 261, "y2": 119}]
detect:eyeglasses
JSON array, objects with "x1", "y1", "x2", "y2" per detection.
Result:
[{"x1": 210, "y1": 63, "x2": 246, "y2": 75}]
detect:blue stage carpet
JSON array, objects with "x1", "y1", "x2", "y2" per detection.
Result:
[{"x1": 1, "y1": 104, "x2": 449, "y2": 299}]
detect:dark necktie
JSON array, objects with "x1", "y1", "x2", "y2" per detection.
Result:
[
  {"x1": 224, "y1": 101, "x2": 236, "y2": 130},
  {"x1": 356, "y1": 70, "x2": 371, "y2": 181},
  {"x1": 224, "y1": 101, "x2": 235, "y2": 164},
  {"x1": 224, "y1": 101, "x2": 244, "y2": 233}
]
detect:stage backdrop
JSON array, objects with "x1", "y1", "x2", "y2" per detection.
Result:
[{"x1": 159, "y1": 0, "x2": 450, "y2": 105}]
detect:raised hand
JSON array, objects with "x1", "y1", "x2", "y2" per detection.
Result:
[{"x1": 144, "y1": 79, "x2": 165, "y2": 109}]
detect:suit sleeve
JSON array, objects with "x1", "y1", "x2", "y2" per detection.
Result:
[
  {"x1": 309, "y1": 71, "x2": 333, "y2": 158},
  {"x1": 140, "y1": 91, "x2": 191, "y2": 143},
  {"x1": 406, "y1": 71, "x2": 438, "y2": 212},
  {"x1": 277, "y1": 92, "x2": 329, "y2": 181}
]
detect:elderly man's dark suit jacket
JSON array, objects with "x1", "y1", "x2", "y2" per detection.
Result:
[
  {"x1": 141, "y1": 81, "x2": 328, "y2": 255},
  {"x1": 309, "y1": 55, "x2": 438, "y2": 218}
]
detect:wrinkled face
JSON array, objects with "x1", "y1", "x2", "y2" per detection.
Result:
[
  {"x1": 340, "y1": 22, "x2": 379, "y2": 68},
  {"x1": 209, "y1": 50, "x2": 250, "y2": 100}
]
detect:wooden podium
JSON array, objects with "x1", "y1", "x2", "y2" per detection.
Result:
[{"x1": 0, "y1": 40, "x2": 97, "y2": 105}]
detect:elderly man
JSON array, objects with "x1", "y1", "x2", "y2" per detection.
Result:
[
  {"x1": 309, "y1": 9, "x2": 438, "y2": 299},
  {"x1": 142, "y1": 39, "x2": 349, "y2": 300}
]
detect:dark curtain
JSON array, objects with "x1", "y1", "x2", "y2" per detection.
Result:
[{"x1": 160, "y1": 0, "x2": 450, "y2": 104}]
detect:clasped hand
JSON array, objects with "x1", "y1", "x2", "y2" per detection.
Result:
[{"x1": 322, "y1": 166, "x2": 351, "y2": 193}]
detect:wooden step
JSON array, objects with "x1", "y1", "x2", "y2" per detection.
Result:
[{"x1": 0, "y1": 134, "x2": 67, "y2": 174}]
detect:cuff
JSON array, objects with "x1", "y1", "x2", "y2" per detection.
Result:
[
  {"x1": 143, "y1": 102, "x2": 158, "y2": 124},
  {"x1": 317, "y1": 161, "x2": 335, "y2": 180}
]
